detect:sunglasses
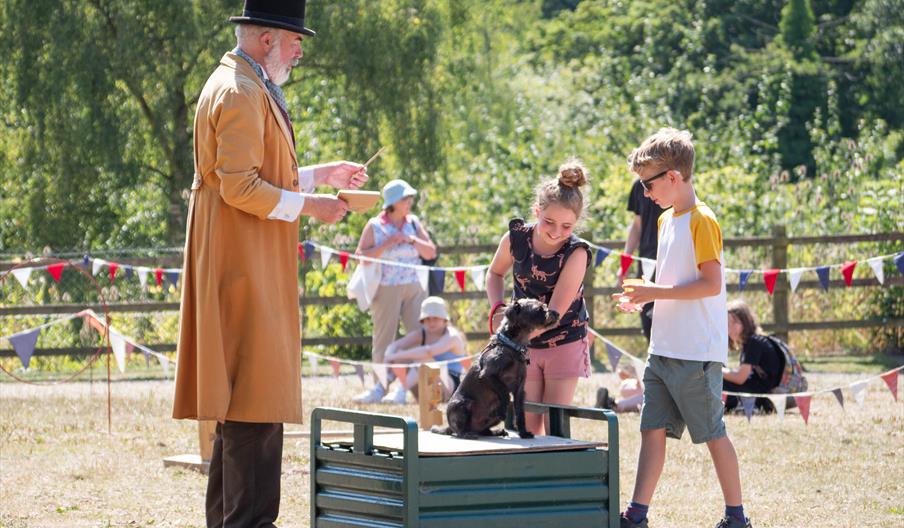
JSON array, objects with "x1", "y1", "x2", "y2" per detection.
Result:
[{"x1": 639, "y1": 169, "x2": 670, "y2": 192}]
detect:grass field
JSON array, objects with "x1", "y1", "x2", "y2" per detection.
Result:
[{"x1": 1, "y1": 370, "x2": 901, "y2": 528}]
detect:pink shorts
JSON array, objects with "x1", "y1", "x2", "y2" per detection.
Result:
[{"x1": 526, "y1": 337, "x2": 591, "y2": 381}]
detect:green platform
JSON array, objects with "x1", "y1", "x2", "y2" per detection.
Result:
[{"x1": 310, "y1": 403, "x2": 619, "y2": 527}]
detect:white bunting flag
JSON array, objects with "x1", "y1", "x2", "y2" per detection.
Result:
[
  {"x1": 866, "y1": 257, "x2": 884, "y2": 285},
  {"x1": 320, "y1": 248, "x2": 333, "y2": 269},
  {"x1": 372, "y1": 364, "x2": 388, "y2": 388},
  {"x1": 470, "y1": 267, "x2": 486, "y2": 291},
  {"x1": 11, "y1": 267, "x2": 33, "y2": 290},
  {"x1": 158, "y1": 353, "x2": 170, "y2": 377},
  {"x1": 851, "y1": 381, "x2": 868, "y2": 406},
  {"x1": 788, "y1": 268, "x2": 804, "y2": 293},
  {"x1": 109, "y1": 330, "x2": 127, "y2": 373},
  {"x1": 92, "y1": 258, "x2": 106, "y2": 276},
  {"x1": 641, "y1": 258, "x2": 655, "y2": 281},
  {"x1": 137, "y1": 267, "x2": 149, "y2": 288},
  {"x1": 308, "y1": 354, "x2": 319, "y2": 377},
  {"x1": 769, "y1": 395, "x2": 787, "y2": 421},
  {"x1": 417, "y1": 266, "x2": 430, "y2": 293}
]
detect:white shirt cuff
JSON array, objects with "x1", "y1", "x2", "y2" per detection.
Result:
[
  {"x1": 298, "y1": 167, "x2": 315, "y2": 192},
  {"x1": 267, "y1": 190, "x2": 305, "y2": 222}
]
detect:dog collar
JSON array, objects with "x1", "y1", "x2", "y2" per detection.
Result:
[{"x1": 494, "y1": 332, "x2": 528, "y2": 355}]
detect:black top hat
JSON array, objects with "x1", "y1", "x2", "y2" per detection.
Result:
[{"x1": 229, "y1": 0, "x2": 316, "y2": 37}]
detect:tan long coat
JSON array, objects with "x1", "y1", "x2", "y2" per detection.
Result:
[{"x1": 173, "y1": 52, "x2": 304, "y2": 424}]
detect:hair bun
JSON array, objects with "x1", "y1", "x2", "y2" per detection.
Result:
[{"x1": 557, "y1": 160, "x2": 588, "y2": 188}]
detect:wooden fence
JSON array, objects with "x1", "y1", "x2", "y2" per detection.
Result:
[{"x1": 1, "y1": 227, "x2": 902, "y2": 359}]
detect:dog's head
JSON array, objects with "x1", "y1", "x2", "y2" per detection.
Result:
[{"x1": 501, "y1": 298, "x2": 558, "y2": 342}]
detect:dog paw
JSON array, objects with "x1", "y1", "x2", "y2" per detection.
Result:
[{"x1": 518, "y1": 431, "x2": 534, "y2": 439}]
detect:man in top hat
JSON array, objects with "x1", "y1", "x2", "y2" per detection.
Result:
[{"x1": 172, "y1": 1, "x2": 368, "y2": 526}]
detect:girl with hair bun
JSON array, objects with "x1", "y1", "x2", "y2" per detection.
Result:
[{"x1": 486, "y1": 159, "x2": 593, "y2": 435}]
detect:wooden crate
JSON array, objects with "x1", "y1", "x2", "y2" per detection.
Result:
[{"x1": 310, "y1": 403, "x2": 619, "y2": 527}]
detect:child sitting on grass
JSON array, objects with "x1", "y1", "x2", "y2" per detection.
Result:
[{"x1": 595, "y1": 364, "x2": 644, "y2": 413}]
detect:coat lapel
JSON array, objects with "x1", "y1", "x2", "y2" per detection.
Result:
[{"x1": 223, "y1": 53, "x2": 297, "y2": 163}]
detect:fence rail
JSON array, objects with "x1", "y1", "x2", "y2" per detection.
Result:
[{"x1": 2, "y1": 228, "x2": 901, "y2": 359}]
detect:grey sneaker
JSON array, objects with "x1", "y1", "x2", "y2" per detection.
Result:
[
  {"x1": 715, "y1": 516, "x2": 752, "y2": 528},
  {"x1": 620, "y1": 513, "x2": 649, "y2": 528}
]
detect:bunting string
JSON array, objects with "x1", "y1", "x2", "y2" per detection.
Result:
[
  {"x1": 588, "y1": 325, "x2": 901, "y2": 424},
  {"x1": 3, "y1": 246, "x2": 901, "y2": 295}
]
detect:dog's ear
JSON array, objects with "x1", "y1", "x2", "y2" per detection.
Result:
[
  {"x1": 544, "y1": 309, "x2": 560, "y2": 326},
  {"x1": 504, "y1": 301, "x2": 522, "y2": 319}
]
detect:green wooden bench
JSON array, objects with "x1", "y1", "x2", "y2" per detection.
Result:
[{"x1": 310, "y1": 403, "x2": 619, "y2": 527}]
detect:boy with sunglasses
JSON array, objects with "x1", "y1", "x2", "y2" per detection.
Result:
[{"x1": 615, "y1": 128, "x2": 751, "y2": 528}]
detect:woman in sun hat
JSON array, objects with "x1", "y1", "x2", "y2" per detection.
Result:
[
  {"x1": 382, "y1": 296, "x2": 468, "y2": 403},
  {"x1": 353, "y1": 179, "x2": 437, "y2": 403}
]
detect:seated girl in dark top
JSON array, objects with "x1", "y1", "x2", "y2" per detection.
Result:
[{"x1": 722, "y1": 299, "x2": 785, "y2": 413}]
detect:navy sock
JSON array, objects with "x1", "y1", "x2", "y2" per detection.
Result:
[
  {"x1": 725, "y1": 504, "x2": 745, "y2": 522},
  {"x1": 625, "y1": 501, "x2": 649, "y2": 523}
]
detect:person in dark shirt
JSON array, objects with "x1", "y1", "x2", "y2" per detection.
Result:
[
  {"x1": 620, "y1": 179, "x2": 666, "y2": 341},
  {"x1": 722, "y1": 300, "x2": 785, "y2": 413}
]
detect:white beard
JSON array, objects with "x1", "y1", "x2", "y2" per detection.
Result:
[{"x1": 263, "y1": 46, "x2": 296, "y2": 86}]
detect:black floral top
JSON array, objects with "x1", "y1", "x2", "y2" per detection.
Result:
[{"x1": 509, "y1": 218, "x2": 591, "y2": 349}]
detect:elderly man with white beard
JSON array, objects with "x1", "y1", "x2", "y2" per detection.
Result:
[{"x1": 172, "y1": 2, "x2": 368, "y2": 526}]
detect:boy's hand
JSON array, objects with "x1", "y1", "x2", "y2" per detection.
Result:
[{"x1": 620, "y1": 283, "x2": 660, "y2": 305}]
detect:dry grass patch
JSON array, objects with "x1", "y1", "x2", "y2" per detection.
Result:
[{"x1": 1, "y1": 372, "x2": 901, "y2": 527}]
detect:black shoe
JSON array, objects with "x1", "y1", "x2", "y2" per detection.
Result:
[
  {"x1": 715, "y1": 516, "x2": 752, "y2": 528},
  {"x1": 595, "y1": 387, "x2": 615, "y2": 409},
  {"x1": 620, "y1": 513, "x2": 649, "y2": 528}
]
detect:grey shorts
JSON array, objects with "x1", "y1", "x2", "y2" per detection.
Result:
[{"x1": 640, "y1": 355, "x2": 726, "y2": 444}]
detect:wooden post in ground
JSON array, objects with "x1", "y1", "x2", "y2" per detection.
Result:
[
  {"x1": 418, "y1": 365, "x2": 444, "y2": 430},
  {"x1": 771, "y1": 224, "x2": 790, "y2": 344}
]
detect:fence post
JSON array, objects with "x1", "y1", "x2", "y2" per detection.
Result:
[{"x1": 771, "y1": 225, "x2": 790, "y2": 344}]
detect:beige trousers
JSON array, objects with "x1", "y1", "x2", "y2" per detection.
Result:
[{"x1": 370, "y1": 282, "x2": 427, "y2": 386}]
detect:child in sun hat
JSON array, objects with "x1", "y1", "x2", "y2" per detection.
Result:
[{"x1": 382, "y1": 296, "x2": 468, "y2": 403}]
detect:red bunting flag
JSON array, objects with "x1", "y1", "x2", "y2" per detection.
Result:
[
  {"x1": 154, "y1": 268, "x2": 164, "y2": 287},
  {"x1": 459, "y1": 357, "x2": 472, "y2": 371},
  {"x1": 339, "y1": 251, "x2": 349, "y2": 272},
  {"x1": 108, "y1": 262, "x2": 119, "y2": 283},
  {"x1": 391, "y1": 366, "x2": 408, "y2": 389},
  {"x1": 454, "y1": 270, "x2": 466, "y2": 292},
  {"x1": 619, "y1": 253, "x2": 634, "y2": 277},
  {"x1": 763, "y1": 269, "x2": 780, "y2": 295},
  {"x1": 329, "y1": 359, "x2": 341, "y2": 378},
  {"x1": 794, "y1": 395, "x2": 811, "y2": 424},
  {"x1": 46, "y1": 263, "x2": 64, "y2": 282},
  {"x1": 880, "y1": 370, "x2": 898, "y2": 401},
  {"x1": 297, "y1": 242, "x2": 305, "y2": 262},
  {"x1": 841, "y1": 260, "x2": 857, "y2": 287}
]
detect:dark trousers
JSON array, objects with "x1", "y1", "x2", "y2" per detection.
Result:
[{"x1": 206, "y1": 421, "x2": 284, "y2": 528}]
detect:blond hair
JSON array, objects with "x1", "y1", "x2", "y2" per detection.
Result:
[
  {"x1": 533, "y1": 158, "x2": 589, "y2": 220},
  {"x1": 627, "y1": 128, "x2": 695, "y2": 181}
]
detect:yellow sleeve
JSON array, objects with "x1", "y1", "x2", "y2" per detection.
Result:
[
  {"x1": 656, "y1": 209, "x2": 671, "y2": 240},
  {"x1": 690, "y1": 207, "x2": 722, "y2": 267}
]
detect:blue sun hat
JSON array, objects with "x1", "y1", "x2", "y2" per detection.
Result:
[{"x1": 382, "y1": 179, "x2": 417, "y2": 209}]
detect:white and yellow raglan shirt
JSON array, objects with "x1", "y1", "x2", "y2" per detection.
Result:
[{"x1": 648, "y1": 202, "x2": 729, "y2": 365}]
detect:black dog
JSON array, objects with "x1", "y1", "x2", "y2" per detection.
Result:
[{"x1": 431, "y1": 298, "x2": 557, "y2": 439}]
